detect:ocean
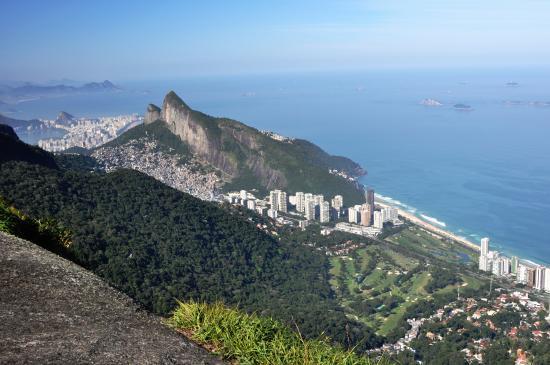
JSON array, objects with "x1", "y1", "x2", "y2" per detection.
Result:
[{"x1": 4, "y1": 69, "x2": 550, "y2": 265}]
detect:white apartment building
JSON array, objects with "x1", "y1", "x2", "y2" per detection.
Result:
[
  {"x1": 373, "y1": 211, "x2": 383, "y2": 229},
  {"x1": 479, "y1": 255, "x2": 490, "y2": 272},
  {"x1": 269, "y1": 190, "x2": 279, "y2": 211},
  {"x1": 267, "y1": 208, "x2": 278, "y2": 219},
  {"x1": 269, "y1": 190, "x2": 287, "y2": 213},
  {"x1": 517, "y1": 264, "x2": 528, "y2": 284},
  {"x1": 295, "y1": 192, "x2": 305, "y2": 212},
  {"x1": 511, "y1": 256, "x2": 519, "y2": 274},
  {"x1": 535, "y1": 266, "x2": 545, "y2": 291},
  {"x1": 382, "y1": 206, "x2": 399, "y2": 222},
  {"x1": 348, "y1": 206, "x2": 359, "y2": 224},
  {"x1": 478, "y1": 237, "x2": 492, "y2": 272},
  {"x1": 304, "y1": 193, "x2": 314, "y2": 213},
  {"x1": 278, "y1": 191, "x2": 288, "y2": 213},
  {"x1": 492, "y1": 259, "x2": 502, "y2": 276},
  {"x1": 490, "y1": 257, "x2": 511, "y2": 277},
  {"x1": 331, "y1": 195, "x2": 343, "y2": 211},
  {"x1": 314, "y1": 194, "x2": 324, "y2": 206},
  {"x1": 481, "y1": 237, "x2": 490, "y2": 256},
  {"x1": 334, "y1": 222, "x2": 381, "y2": 238},
  {"x1": 320, "y1": 201, "x2": 330, "y2": 223},
  {"x1": 305, "y1": 199, "x2": 316, "y2": 221},
  {"x1": 501, "y1": 257, "x2": 511, "y2": 275}
]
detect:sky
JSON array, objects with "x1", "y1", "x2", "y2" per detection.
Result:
[{"x1": 2, "y1": 0, "x2": 550, "y2": 82}]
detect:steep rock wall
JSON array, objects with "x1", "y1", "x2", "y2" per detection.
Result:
[{"x1": 159, "y1": 91, "x2": 286, "y2": 189}]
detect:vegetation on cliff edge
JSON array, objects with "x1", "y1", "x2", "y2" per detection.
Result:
[{"x1": 171, "y1": 300, "x2": 388, "y2": 365}]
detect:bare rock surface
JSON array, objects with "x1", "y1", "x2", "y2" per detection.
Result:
[{"x1": 0, "y1": 231, "x2": 224, "y2": 365}]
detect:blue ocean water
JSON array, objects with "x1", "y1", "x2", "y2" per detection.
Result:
[{"x1": 5, "y1": 69, "x2": 550, "y2": 265}]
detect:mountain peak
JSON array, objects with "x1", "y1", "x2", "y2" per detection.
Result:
[
  {"x1": 144, "y1": 104, "x2": 161, "y2": 124},
  {"x1": 102, "y1": 80, "x2": 115, "y2": 88},
  {"x1": 56, "y1": 111, "x2": 75, "y2": 125},
  {"x1": 147, "y1": 103, "x2": 160, "y2": 112},
  {"x1": 163, "y1": 91, "x2": 191, "y2": 111},
  {"x1": 81, "y1": 80, "x2": 119, "y2": 91}
]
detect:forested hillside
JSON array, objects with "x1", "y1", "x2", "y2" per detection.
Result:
[
  {"x1": 0, "y1": 126, "x2": 381, "y2": 350},
  {"x1": 0, "y1": 125, "x2": 57, "y2": 168}
]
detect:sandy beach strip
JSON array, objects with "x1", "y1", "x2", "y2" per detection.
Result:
[{"x1": 376, "y1": 199, "x2": 480, "y2": 252}]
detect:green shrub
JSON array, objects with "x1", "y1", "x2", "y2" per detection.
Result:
[{"x1": 0, "y1": 197, "x2": 72, "y2": 256}]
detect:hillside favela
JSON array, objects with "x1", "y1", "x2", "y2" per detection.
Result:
[{"x1": 1, "y1": 1, "x2": 549, "y2": 365}]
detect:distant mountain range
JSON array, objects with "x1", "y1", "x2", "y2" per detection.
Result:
[
  {"x1": 0, "y1": 113, "x2": 42, "y2": 131},
  {"x1": 0, "y1": 80, "x2": 119, "y2": 103}
]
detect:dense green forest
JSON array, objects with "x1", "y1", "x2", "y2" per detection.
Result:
[{"x1": 0, "y1": 127, "x2": 381, "y2": 350}]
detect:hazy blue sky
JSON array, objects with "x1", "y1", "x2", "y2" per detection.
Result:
[{"x1": 2, "y1": 0, "x2": 550, "y2": 81}]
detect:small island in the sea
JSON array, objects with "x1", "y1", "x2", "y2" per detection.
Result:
[
  {"x1": 506, "y1": 82, "x2": 519, "y2": 87},
  {"x1": 420, "y1": 98, "x2": 443, "y2": 106},
  {"x1": 528, "y1": 101, "x2": 550, "y2": 107},
  {"x1": 503, "y1": 100, "x2": 550, "y2": 107},
  {"x1": 454, "y1": 103, "x2": 473, "y2": 111}
]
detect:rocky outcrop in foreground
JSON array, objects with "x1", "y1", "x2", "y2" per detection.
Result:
[{"x1": 0, "y1": 232, "x2": 223, "y2": 365}]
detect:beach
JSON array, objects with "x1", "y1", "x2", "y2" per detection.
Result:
[{"x1": 376, "y1": 199, "x2": 480, "y2": 253}]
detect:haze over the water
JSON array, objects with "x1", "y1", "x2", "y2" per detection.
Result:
[{"x1": 2, "y1": 0, "x2": 550, "y2": 81}]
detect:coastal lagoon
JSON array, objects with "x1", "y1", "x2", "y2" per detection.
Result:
[{"x1": 5, "y1": 69, "x2": 550, "y2": 265}]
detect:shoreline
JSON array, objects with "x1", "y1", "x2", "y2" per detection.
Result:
[
  {"x1": 374, "y1": 193, "x2": 550, "y2": 267},
  {"x1": 375, "y1": 197, "x2": 480, "y2": 253}
]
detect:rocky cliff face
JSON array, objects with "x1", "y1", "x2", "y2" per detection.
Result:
[
  {"x1": 144, "y1": 103, "x2": 161, "y2": 124},
  {"x1": 161, "y1": 93, "x2": 215, "y2": 160},
  {"x1": 156, "y1": 91, "x2": 286, "y2": 189},
  {"x1": 0, "y1": 232, "x2": 223, "y2": 364}
]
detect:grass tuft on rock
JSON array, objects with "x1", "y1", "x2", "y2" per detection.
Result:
[
  {"x1": 170, "y1": 300, "x2": 388, "y2": 365},
  {"x1": 0, "y1": 197, "x2": 72, "y2": 257}
]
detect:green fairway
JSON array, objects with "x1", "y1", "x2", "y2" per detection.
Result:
[{"x1": 327, "y1": 224, "x2": 485, "y2": 338}]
